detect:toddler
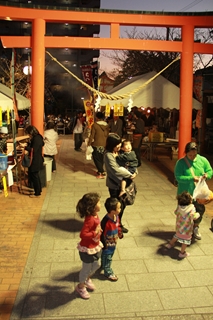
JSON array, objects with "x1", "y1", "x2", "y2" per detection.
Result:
[
  {"x1": 166, "y1": 191, "x2": 200, "y2": 258},
  {"x1": 116, "y1": 139, "x2": 138, "y2": 196},
  {"x1": 75, "y1": 192, "x2": 103, "y2": 299}
]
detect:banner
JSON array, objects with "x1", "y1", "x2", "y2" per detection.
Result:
[
  {"x1": 83, "y1": 100, "x2": 94, "y2": 128},
  {"x1": 91, "y1": 61, "x2": 98, "y2": 90},
  {"x1": 114, "y1": 103, "x2": 124, "y2": 116},
  {"x1": 81, "y1": 65, "x2": 93, "y2": 88},
  {"x1": 105, "y1": 103, "x2": 111, "y2": 117}
]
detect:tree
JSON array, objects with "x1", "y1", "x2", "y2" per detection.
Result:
[
  {"x1": 104, "y1": 27, "x2": 213, "y2": 86},
  {"x1": 0, "y1": 53, "x2": 56, "y2": 114}
]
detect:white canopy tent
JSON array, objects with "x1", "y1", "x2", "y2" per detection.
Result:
[
  {"x1": 0, "y1": 83, "x2": 30, "y2": 111},
  {"x1": 100, "y1": 71, "x2": 201, "y2": 110}
]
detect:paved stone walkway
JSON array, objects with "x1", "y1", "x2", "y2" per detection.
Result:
[{"x1": 1, "y1": 135, "x2": 213, "y2": 320}]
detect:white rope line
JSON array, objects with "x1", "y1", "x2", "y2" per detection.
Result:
[{"x1": 46, "y1": 50, "x2": 180, "y2": 101}]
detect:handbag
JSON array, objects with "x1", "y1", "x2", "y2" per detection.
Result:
[
  {"x1": 120, "y1": 181, "x2": 137, "y2": 206},
  {"x1": 22, "y1": 154, "x2": 31, "y2": 167}
]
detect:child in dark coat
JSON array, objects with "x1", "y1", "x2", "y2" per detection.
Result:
[
  {"x1": 116, "y1": 140, "x2": 138, "y2": 196},
  {"x1": 101, "y1": 197, "x2": 123, "y2": 281}
]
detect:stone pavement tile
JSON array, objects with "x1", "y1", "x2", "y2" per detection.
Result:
[
  {"x1": 24, "y1": 262, "x2": 51, "y2": 278},
  {"x1": 112, "y1": 259, "x2": 148, "y2": 274},
  {"x1": 144, "y1": 258, "x2": 193, "y2": 272},
  {"x1": 126, "y1": 272, "x2": 180, "y2": 290},
  {"x1": 142, "y1": 314, "x2": 205, "y2": 319},
  {"x1": 187, "y1": 256, "x2": 213, "y2": 270},
  {"x1": 103, "y1": 291, "x2": 163, "y2": 313},
  {"x1": 34, "y1": 249, "x2": 75, "y2": 263},
  {"x1": 44, "y1": 292, "x2": 105, "y2": 318},
  {"x1": 209, "y1": 286, "x2": 213, "y2": 295},
  {"x1": 157, "y1": 287, "x2": 213, "y2": 309},
  {"x1": 174, "y1": 269, "x2": 213, "y2": 287}
]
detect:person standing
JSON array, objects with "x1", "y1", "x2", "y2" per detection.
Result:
[
  {"x1": 88, "y1": 112, "x2": 109, "y2": 179},
  {"x1": 73, "y1": 111, "x2": 84, "y2": 151},
  {"x1": 101, "y1": 197, "x2": 123, "y2": 281},
  {"x1": 75, "y1": 192, "x2": 103, "y2": 299},
  {"x1": 174, "y1": 141, "x2": 213, "y2": 240},
  {"x1": 104, "y1": 133, "x2": 137, "y2": 233},
  {"x1": 24, "y1": 125, "x2": 44, "y2": 198},
  {"x1": 132, "y1": 110, "x2": 145, "y2": 167},
  {"x1": 44, "y1": 121, "x2": 59, "y2": 172},
  {"x1": 108, "y1": 115, "x2": 123, "y2": 138},
  {"x1": 165, "y1": 191, "x2": 200, "y2": 258}
]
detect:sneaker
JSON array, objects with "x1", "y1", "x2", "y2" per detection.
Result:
[
  {"x1": 102, "y1": 172, "x2": 106, "y2": 176},
  {"x1": 106, "y1": 274, "x2": 118, "y2": 281},
  {"x1": 178, "y1": 251, "x2": 190, "y2": 258},
  {"x1": 85, "y1": 278, "x2": 96, "y2": 291},
  {"x1": 121, "y1": 225, "x2": 128, "y2": 233},
  {"x1": 193, "y1": 227, "x2": 202, "y2": 240},
  {"x1": 96, "y1": 174, "x2": 104, "y2": 179},
  {"x1": 75, "y1": 285, "x2": 90, "y2": 299}
]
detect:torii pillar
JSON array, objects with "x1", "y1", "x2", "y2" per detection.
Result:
[
  {"x1": 31, "y1": 18, "x2": 45, "y2": 135},
  {"x1": 179, "y1": 24, "x2": 194, "y2": 157}
]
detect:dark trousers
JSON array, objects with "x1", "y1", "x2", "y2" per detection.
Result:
[
  {"x1": 44, "y1": 154, "x2": 56, "y2": 171},
  {"x1": 28, "y1": 169, "x2": 42, "y2": 196},
  {"x1": 74, "y1": 133, "x2": 83, "y2": 150},
  {"x1": 92, "y1": 147, "x2": 104, "y2": 174},
  {"x1": 132, "y1": 134, "x2": 142, "y2": 166},
  {"x1": 109, "y1": 188, "x2": 126, "y2": 223},
  {"x1": 193, "y1": 200, "x2": 205, "y2": 225}
]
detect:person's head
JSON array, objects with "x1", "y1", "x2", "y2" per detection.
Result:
[
  {"x1": 76, "y1": 192, "x2": 101, "y2": 218},
  {"x1": 105, "y1": 133, "x2": 122, "y2": 153},
  {"x1": 177, "y1": 191, "x2": 192, "y2": 206},
  {"x1": 185, "y1": 141, "x2": 198, "y2": 161},
  {"x1": 25, "y1": 125, "x2": 39, "y2": 137},
  {"x1": 96, "y1": 111, "x2": 104, "y2": 120},
  {"x1": 134, "y1": 110, "x2": 142, "y2": 119},
  {"x1": 105, "y1": 197, "x2": 121, "y2": 216},
  {"x1": 46, "y1": 121, "x2": 55, "y2": 130},
  {"x1": 113, "y1": 115, "x2": 119, "y2": 121},
  {"x1": 121, "y1": 140, "x2": 132, "y2": 153}
]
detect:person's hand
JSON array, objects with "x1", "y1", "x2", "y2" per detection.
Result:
[
  {"x1": 201, "y1": 173, "x2": 207, "y2": 180},
  {"x1": 194, "y1": 176, "x2": 200, "y2": 182},
  {"x1": 131, "y1": 173, "x2": 137, "y2": 179},
  {"x1": 95, "y1": 225, "x2": 102, "y2": 235}
]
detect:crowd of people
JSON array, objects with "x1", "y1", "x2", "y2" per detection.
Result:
[{"x1": 2, "y1": 107, "x2": 212, "y2": 300}]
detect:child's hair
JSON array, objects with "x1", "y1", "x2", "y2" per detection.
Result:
[
  {"x1": 76, "y1": 192, "x2": 100, "y2": 218},
  {"x1": 105, "y1": 197, "x2": 120, "y2": 213},
  {"x1": 121, "y1": 139, "x2": 131, "y2": 148},
  {"x1": 177, "y1": 191, "x2": 192, "y2": 206}
]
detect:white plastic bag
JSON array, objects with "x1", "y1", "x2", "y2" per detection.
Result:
[
  {"x1": 86, "y1": 146, "x2": 93, "y2": 160},
  {"x1": 193, "y1": 178, "x2": 211, "y2": 200}
]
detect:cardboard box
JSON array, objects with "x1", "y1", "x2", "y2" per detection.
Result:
[{"x1": 148, "y1": 132, "x2": 164, "y2": 142}]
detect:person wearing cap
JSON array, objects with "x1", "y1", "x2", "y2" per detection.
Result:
[{"x1": 174, "y1": 141, "x2": 213, "y2": 240}]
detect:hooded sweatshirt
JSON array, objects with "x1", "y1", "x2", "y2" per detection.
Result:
[
  {"x1": 88, "y1": 120, "x2": 109, "y2": 147},
  {"x1": 175, "y1": 203, "x2": 200, "y2": 240},
  {"x1": 44, "y1": 129, "x2": 59, "y2": 155}
]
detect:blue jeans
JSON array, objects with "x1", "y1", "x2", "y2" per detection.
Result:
[{"x1": 101, "y1": 251, "x2": 115, "y2": 277}]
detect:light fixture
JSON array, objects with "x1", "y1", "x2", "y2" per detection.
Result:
[{"x1": 23, "y1": 66, "x2": 32, "y2": 75}]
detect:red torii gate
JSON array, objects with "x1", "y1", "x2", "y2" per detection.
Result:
[{"x1": 0, "y1": 5, "x2": 213, "y2": 157}]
